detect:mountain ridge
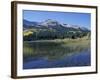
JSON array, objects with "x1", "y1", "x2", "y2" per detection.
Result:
[
  {"x1": 23, "y1": 19, "x2": 90, "y2": 31},
  {"x1": 23, "y1": 19, "x2": 90, "y2": 41}
]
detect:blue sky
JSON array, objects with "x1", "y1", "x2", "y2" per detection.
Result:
[{"x1": 23, "y1": 10, "x2": 91, "y2": 29}]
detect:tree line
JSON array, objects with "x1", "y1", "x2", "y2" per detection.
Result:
[{"x1": 23, "y1": 29, "x2": 90, "y2": 41}]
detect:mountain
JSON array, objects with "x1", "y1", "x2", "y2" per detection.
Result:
[
  {"x1": 23, "y1": 20, "x2": 39, "y2": 29},
  {"x1": 23, "y1": 19, "x2": 89, "y2": 31},
  {"x1": 39, "y1": 19, "x2": 60, "y2": 27},
  {"x1": 23, "y1": 19, "x2": 90, "y2": 41}
]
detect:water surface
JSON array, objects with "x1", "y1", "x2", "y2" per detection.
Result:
[
  {"x1": 23, "y1": 39, "x2": 91, "y2": 69},
  {"x1": 23, "y1": 50, "x2": 90, "y2": 69}
]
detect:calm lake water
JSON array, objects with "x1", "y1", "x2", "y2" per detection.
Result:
[
  {"x1": 23, "y1": 40, "x2": 91, "y2": 69},
  {"x1": 23, "y1": 50, "x2": 90, "y2": 69}
]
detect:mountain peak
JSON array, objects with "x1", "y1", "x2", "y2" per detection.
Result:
[
  {"x1": 40, "y1": 19, "x2": 59, "y2": 27},
  {"x1": 23, "y1": 19, "x2": 89, "y2": 31},
  {"x1": 45, "y1": 19, "x2": 58, "y2": 22},
  {"x1": 44, "y1": 19, "x2": 58, "y2": 24}
]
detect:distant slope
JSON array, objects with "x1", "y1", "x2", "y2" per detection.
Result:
[{"x1": 23, "y1": 19, "x2": 90, "y2": 41}]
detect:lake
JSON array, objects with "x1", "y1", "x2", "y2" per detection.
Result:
[{"x1": 23, "y1": 39, "x2": 91, "y2": 69}]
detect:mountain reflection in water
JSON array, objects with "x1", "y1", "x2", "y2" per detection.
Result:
[{"x1": 23, "y1": 49, "x2": 90, "y2": 69}]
